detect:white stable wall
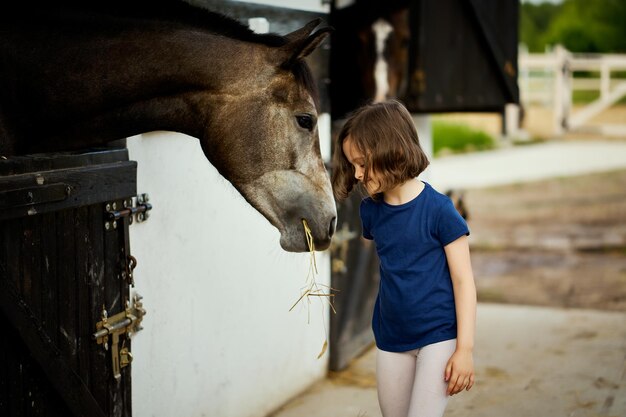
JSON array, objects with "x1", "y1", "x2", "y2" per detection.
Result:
[
  {"x1": 231, "y1": 0, "x2": 330, "y2": 13},
  {"x1": 127, "y1": 131, "x2": 331, "y2": 417}
]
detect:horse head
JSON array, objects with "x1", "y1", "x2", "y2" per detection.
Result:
[
  {"x1": 330, "y1": 5, "x2": 410, "y2": 119},
  {"x1": 0, "y1": 4, "x2": 337, "y2": 253},
  {"x1": 358, "y1": 8, "x2": 410, "y2": 103},
  {"x1": 198, "y1": 20, "x2": 337, "y2": 252}
]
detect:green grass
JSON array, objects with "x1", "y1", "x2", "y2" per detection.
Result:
[
  {"x1": 573, "y1": 89, "x2": 626, "y2": 105},
  {"x1": 432, "y1": 121, "x2": 496, "y2": 156},
  {"x1": 572, "y1": 73, "x2": 626, "y2": 104},
  {"x1": 572, "y1": 90, "x2": 600, "y2": 104}
]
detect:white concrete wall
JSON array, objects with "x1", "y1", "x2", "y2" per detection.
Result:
[
  {"x1": 413, "y1": 115, "x2": 433, "y2": 184},
  {"x1": 231, "y1": 0, "x2": 330, "y2": 13},
  {"x1": 127, "y1": 132, "x2": 331, "y2": 417}
]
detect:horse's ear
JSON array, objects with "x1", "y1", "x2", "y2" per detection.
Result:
[
  {"x1": 282, "y1": 27, "x2": 333, "y2": 68},
  {"x1": 284, "y1": 18, "x2": 323, "y2": 43}
]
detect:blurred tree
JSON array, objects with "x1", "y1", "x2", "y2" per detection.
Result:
[
  {"x1": 520, "y1": 2, "x2": 560, "y2": 51},
  {"x1": 521, "y1": 0, "x2": 626, "y2": 53}
]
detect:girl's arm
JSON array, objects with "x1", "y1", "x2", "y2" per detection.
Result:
[{"x1": 443, "y1": 234, "x2": 477, "y2": 396}]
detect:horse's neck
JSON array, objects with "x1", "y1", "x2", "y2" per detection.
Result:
[
  {"x1": 96, "y1": 29, "x2": 258, "y2": 134},
  {"x1": 20, "y1": 16, "x2": 267, "y2": 153},
  {"x1": 133, "y1": 29, "x2": 258, "y2": 93}
]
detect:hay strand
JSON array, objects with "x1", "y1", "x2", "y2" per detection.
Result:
[{"x1": 290, "y1": 219, "x2": 338, "y2": 359}]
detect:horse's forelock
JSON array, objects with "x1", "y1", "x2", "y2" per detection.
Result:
[{"x1": 292, "y1": 61, "x2": 320, "y2": 112}]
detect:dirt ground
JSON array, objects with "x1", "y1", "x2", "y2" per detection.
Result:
[{"x1": 465, "y1": 168, "x2": 626, "y2": 312}]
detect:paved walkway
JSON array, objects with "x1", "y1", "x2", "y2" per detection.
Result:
[
  {"x1": 269, "y1": 139, "x2": 626, "y2": 417},
  {"x1": 426, "y1": 139, "x2": 626, "y2": 190},
  {"x1": 270, "y1": 304, "x2": 626, "y2": 417}
]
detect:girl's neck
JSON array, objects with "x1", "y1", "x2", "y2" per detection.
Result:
[{"x1": 383, "y1": 178, "x2": 425, "y2": 205}]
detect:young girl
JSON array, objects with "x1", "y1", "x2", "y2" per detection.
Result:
[{"x1": 332, "y1": 99, "x2": 476, "y2": 417}]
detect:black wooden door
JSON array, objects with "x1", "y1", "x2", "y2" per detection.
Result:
[
  {"x1": 403, "y1": 0, "x2": 519, "y2": 113},
  {"x1": 0, "y1": 149, "x2": 137, "y2": 417}
]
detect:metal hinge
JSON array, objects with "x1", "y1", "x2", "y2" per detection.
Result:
[
  {"x1": 93, "y1": 294, "x2": 146, "y2": 380},
  {"x1": 104, "y1": 193, "x2": 152, "y2": 231}
]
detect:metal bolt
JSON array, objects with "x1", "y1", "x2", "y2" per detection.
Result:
[
  {"x1": 137, "y1": 213, "x2": 144, "y2": 222},
  {"x1": 112, "y1": 221, "x2": 117, "y2": 229},
  {"x1": 105, "y1": 222, "x2": 111, "y2": 231},
  {"x1": 112, "y1": 202, "x2": 117, "y2": 210},
  {"x1": 105, "y1": 203, "x2": 111, "y2": 212}
]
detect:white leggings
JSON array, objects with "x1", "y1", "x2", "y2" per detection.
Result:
[{"x1": 376, "y1": 339, "x2": 457, "y2": 417}]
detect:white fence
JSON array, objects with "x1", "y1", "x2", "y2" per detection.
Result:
[{"x1": 519, "y1": 45, "x2": 626, "y2": 136}]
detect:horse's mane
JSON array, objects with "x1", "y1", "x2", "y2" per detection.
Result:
[
  {"x1": 19, "y1": 0, "x2": 286, "y2": 47},
  {"x1": 129, "y1": 0, "x2": 321, "y2": 107},
  {"x1": 113, "y1": 0, "x2": 289, "y2": 47},
  {"x1": 144, "y1": 0, "x2": 320, "y2": 108},
  {"x1": 16, "y1": 0, "x2": 320, "y2": 108},
  {"x1": 153, "y1": 0, "x2": 322, "y2": 109}
]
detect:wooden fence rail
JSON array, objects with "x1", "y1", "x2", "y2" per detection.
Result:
[{"x1": 519, "y1": 45, "x2": 626, "y2": 135}]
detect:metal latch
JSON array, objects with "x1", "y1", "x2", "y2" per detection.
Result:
[
  {"x1": 104, "y1": 193, "x2": 152, "y2": 231},
  {"x1": 93, "y1": 294, "x2": 146, "y2": 380}
]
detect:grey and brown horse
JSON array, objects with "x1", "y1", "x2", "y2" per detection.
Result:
[{"x1": 0, "y1": 0, "x2": 336, "y2": 252}]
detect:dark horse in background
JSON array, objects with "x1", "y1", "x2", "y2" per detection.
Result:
[
  {"x1": 330, "y1": 0, "x2": 410, "y2": 120},
  {"x1": 0, "y1": 0, "x2": 337, "y2": 251},
  {"x1": 329, "y1": 0, "x2": 469, "y2": 219}
]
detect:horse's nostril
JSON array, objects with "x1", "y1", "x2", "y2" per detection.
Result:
[{"x1": 329, "y1": 217, "x2": 337, "y2": 238}]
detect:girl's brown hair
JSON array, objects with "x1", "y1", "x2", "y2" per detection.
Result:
[{"x1": 331, "y1": 99, "x2": 430, "y2": 200}]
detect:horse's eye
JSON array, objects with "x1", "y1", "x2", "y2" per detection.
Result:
[{"x1": 296, "y1": 114, "x2": 314, "y2": 131}]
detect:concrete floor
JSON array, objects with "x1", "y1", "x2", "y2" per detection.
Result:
[
  {"x1": 269, "y1": 139, "x2": 626, "y2": 417},
  {"x1": 427, "y1": 140, "x2": 626, "y2": 190},
  {"x1": 269, "y1": 303, "x2": 626, "y2": 417}
]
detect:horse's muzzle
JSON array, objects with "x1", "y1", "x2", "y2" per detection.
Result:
[
  {"x1": 310, "y1": 215, "x2": 336, "y2": 251},
  {"x1": 238, "y1": 170, "x2": 337, "y2": 252},
  {"x1": 328, "y1": 216, "x2": 337, "y2": 239}
]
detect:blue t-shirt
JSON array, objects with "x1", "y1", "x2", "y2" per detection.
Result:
[{"x1": 360, "y1": 181, "x2": 469, "y2": 352}]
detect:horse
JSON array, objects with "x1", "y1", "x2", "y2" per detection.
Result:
[
  {"x1": 330, "y1": 1, "x2": 410, "y2": 119},
  {"x1": 0, "y1": 0, "x2": 337, "y2": 252}
]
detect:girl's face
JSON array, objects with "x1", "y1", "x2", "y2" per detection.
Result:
[{"x1": 342, "y1": 135, "x2": 381, "y2": 195}]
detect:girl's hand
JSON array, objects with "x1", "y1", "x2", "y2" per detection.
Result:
[{"x1": 444, "y1": 348, "x2": 474, "y2": 396}]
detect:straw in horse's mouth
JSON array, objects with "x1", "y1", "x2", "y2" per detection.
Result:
[
  {"x1": 289, "y1": 219, "x2": 337, "y2": 359},
  {"x1": 301, "y1": 218, "x2": 317, "y2": 266}
]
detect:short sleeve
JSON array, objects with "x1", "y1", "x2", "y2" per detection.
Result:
[
  {"x1": 359, "y1": 199, "x2": 374, "y2": 240},
  {"x1": 436, "y1": 198, "x2": 469, "y2": 246}
]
